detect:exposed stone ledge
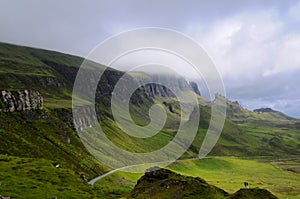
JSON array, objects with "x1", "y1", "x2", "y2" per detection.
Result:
[{"x1": 0, "y1": 90, "x2": 43, "y2": 112}]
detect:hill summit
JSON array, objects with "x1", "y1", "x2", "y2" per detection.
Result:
[{"x1": 130, "y1": 167, "x2": 229, "y2": 199}]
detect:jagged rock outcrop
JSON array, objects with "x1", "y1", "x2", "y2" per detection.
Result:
[
  {"x1": 52, "y1": 107, "x2": 101, "y2": 132},
  {"x1": 136, "y1": 74, "x2": 200, "y2": 99},
  {"x1": 72, "y1": 106, "x2": 98, "y2": 131},
  {"x1": 254, "y1": 108, "x2": 275, "y2": 113},
  {"x1": 53, "y1": 106, "x2": 100, "y2": 131},
  {"x1": 141, "y1": 83, "x2": 176, "y2": 98},
  {"x1": 39, "y1": 77, "x2": 66, "y2": 87},
  {"x1": 0, "y1": 90, "x2": 43, "y2": 112},
  {"x1": 189, "y1": 81, "x2": 201, "y2": 96}
]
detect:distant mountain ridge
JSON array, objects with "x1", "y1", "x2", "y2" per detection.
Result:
[
  {"x1": 215, "y1": 94, "x2": 298, "y2": 125},
  {"x1": 254, "y1": 107, "x2": 277, "y2": 113}
]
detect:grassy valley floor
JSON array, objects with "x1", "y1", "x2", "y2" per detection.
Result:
[{"x1": 95, "y1": 157, "x2": 300, "y2": 199}]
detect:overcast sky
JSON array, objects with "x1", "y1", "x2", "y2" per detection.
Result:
[{"x1": 1, "y1": 0, "x2": 300, "y2": 118}]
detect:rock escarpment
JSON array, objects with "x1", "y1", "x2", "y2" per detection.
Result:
[
  {"x1": 141, "y1": 83, "x2": 176, "y2": 98},
  {"x1": 0, "y1": 90, "x2": 43, "y2": 112},
  {"x1": 254, "y1": 108, "x2": 276, "y2": 113},
  {"x1": 189, "y1": 81, "x2": 201, "y2": 96},
  {"x1": 72, "y1": 106, "x2": 98, "y2": 131},
  {"x1": 136, "y1": 74, "x2": 201, "y2": 99}
]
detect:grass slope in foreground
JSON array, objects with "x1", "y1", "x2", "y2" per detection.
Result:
[
  {"x1": 95, "y1": 157, "x2": 300, "y2": 199},
  {"x1": 0, "y1": 155, "x2": 106, "y2": 198}
]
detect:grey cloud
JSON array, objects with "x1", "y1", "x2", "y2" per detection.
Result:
[
  {"x1": 0, "y1": 0, "x2": 297, "y2": 56},
  {"x1": 0, "y1": 0, "x2": 299, "y2": 117}
]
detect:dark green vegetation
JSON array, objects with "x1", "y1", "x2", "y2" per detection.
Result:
[
  {"x1": 0, "y1": 110, "x2": 107, "y2": 178},
  {"x1": 130, "y1": 167, "x2": 229, "y2": 199},
  {"x1": 0, "y1": 42, "x2": 299, "y2": 198}
]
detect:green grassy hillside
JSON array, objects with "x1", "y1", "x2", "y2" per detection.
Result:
[
  {"x1": 1, "y1": 42, "x2": 299, "y2": 160},
  {"x1": 0, "y1": 42, "x2": 299, "y2": 198},
  {"x1": 168, "y1": 157, "x2": 300, "y2": 199},
  {"x1": 95, "y1": 157, "x2": 299, "y2": 198},
  {"x1": 0, "y1": 155, "x2": 106, "y2": 198},
  {"x1": 224, "y1": 96, "x2": 298, "y2": 126},
  {"x1": 0, "y1": 110, "x2": 108, "y2": 179}
]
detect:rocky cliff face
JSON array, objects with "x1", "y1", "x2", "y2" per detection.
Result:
[
  {"x1": 140, "y1": 83, "x2": 176, "y2": 98},
  {"x1": 72, "y1": 106, "x2": 98, "y2": 131},
  {"x1": 189, "y1": 81, "x2": 201, "y2": 96},
  {"x1": 254, "y1": 108, "x2": 276, "y2": 113},
  {"x1": 136, "y1": 74, "x2": 200, "y2": 99},
  {"x1": 0, "y1": 90, "x2": 43, "y2": 112},
  {"x1": 70, "y1": 74, "x2": 201, "y2": 132}
]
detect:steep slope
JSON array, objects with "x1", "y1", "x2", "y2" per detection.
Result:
[
  {"x1": 0, "y1": 42, "x2": 198, "y2": 175},
  {"x1": 0, "y1": 155, "x2": 107, "y2": 198},
  {"x1": 0, "y1": 107, "x2": 107, "y2": 179},
  {"x1": 1, "y1": 42, "x2": 299, "y2": 163}
]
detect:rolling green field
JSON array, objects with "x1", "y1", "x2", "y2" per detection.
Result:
[
  {"x1": 94, "y1": 157, "x2": 300, "y2": 199},
  {"x1": 2, "y1": 155, "x2": 298, "y2": 198},
  {"x1": 169, "y1": 157, "x2": 300, "y2": 199}
]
